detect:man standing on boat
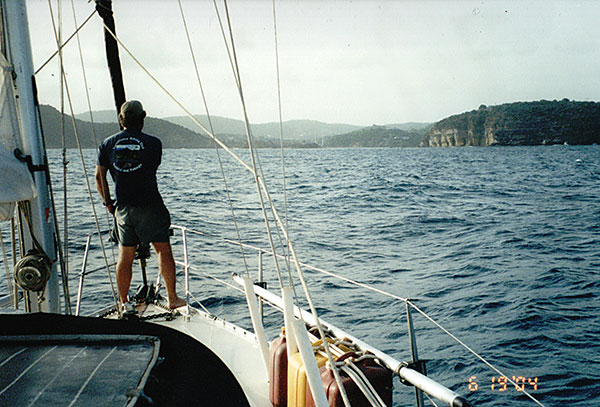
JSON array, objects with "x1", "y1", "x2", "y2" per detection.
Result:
[{"x1": 95, "y1": 100, "x2": 186, "y2": 310}]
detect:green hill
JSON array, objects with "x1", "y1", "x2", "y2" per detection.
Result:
[
  {"x1": 72, "y1": 109, "x2": 434, "y2": 148},
  {"x1": 43, "y1": 105, "x2": 318, "y2": 149},
  {"x1": 40, "y1": 105, "x2": 213, "y2": 148},
  {"x1": 163, "y1": 115, "x2": 360, "y2": 142},
  {"x1": 323, "y1": 125, "x2": 425, "y2": 148},
  {"x1": 74, "y1": 109, "x2": 119, "y2": 123}
]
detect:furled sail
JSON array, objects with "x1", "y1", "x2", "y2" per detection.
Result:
[{"x1": 0, "y1": 53, "x2": 36, "y2": 220}]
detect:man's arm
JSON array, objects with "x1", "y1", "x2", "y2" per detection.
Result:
[{"x1": 95, "y1": 165, "x2": 115, "y2": 214}]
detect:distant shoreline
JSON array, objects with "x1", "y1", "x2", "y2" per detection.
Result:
[{"x1": 41, "y1": 99, "x2": 600, "y2": 149}]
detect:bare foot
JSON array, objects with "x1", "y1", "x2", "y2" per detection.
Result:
[{"x1": 168, "y1": 297, "x2": 187, "y2": 309}]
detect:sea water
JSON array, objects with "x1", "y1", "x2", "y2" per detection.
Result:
[{"x1": 1, "y1": 145, "x2": 598, "y2": 406}]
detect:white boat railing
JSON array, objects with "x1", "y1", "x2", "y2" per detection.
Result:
[
  {"x1": 72, "y1": 223, "x2": 469, "y2": 406},
  {"x1": 169, "y1": 224, "x2": 553, "y2": 407},
  {"x1": 69, "y1": 223, "x2": 545, "y2": 407},
  {"x1": 74, "y1": 229, "x2": 117, "y2": 316},
  {"x1": 168, "y1": 224, "x2": 552, "y2": 407},
  {"x1": 167, "y1": 224, "x2": 471, "y2": 407}
]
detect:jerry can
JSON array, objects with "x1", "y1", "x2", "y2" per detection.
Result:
[
  {"x1": 269, "y1": 328, "x2": 288, "y2": 407},
  {"x1": 306, "y1": 352, "x2": 393, "y2": 407},
  {"x1": 287, "y1": 343, "x2": 328, "y2": 407}
]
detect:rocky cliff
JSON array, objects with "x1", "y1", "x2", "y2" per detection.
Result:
[{"x1": 421, "y1": 100, "x2": 600, "y2": 146}]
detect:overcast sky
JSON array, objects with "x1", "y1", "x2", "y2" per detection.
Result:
[{"x1": 26, "y1": 0, "x2": 600, "y2": 126}]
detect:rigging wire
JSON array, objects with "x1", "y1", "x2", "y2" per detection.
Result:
[
  {"x1": 219, "y1": 0, "x2": 286, "y2": 290},
  {"x1": 183, "y1": 225, "x2": 546, "y2": 407},
  {"x1": 266, "y1": 0, "x2": 303, "y2": 307},
  {"x1": 216, "y1": 0, "x2": 300, "y2": 325},
  {"x1": 210, "y1": 0, "x2": 299, "y2": 302},
  {"x1": 46, "y1": 0, "x2": 119, "y2": 311},
  {"x1": 93, "y1": 9, "x2": 548, "y2": 407},
  {"x1": 218, "y1": 5, "x2": 350, "y2": 404},
  {"x1": 272, "y1": 0, "x2": 292, "y2": 269},
  {"x1": 211, "y1": 0, "x2": 310, "y2": 350},
  {"x1": 210, "y1": 0, "x2": 241, "y2": 90},
  {"x1": 68, "y1": 0, "x2": 116, "y2": 266},
  {"x1": 51, "y1": 0, "x2": 72, "y2": 314},
  {"x1": 212, "y1": 0, "x2": 296, "y2": 296},
  {"x1": 34, "y1": 9, "x2": 96, "y2": 75},
  {"x1": 176, "y1": 0, "x2": 250, "y2": 277}
]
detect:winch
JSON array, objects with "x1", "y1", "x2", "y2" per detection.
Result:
[{"x1": 14, "y1": 249, "x2": 51, "y2": 292}]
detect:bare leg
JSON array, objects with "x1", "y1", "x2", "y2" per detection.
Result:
[
  {"x1": 116, "y1": 245, "x2": 136, "y2": 304},
  {"x1": 153, "y1": 241, "x2": 186, "y2": 308}
]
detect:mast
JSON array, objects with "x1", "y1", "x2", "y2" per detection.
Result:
[
  {"x1": 2, "y1": 1, "x2": 60, "y2": 312},
  {"x1": 95, "y1": 0, "x2": 126, "y2": 120}
]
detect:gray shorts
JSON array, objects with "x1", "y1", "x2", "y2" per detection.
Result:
[{"x1": 114, "y1": 202, "x2": 171, "y2": 246}]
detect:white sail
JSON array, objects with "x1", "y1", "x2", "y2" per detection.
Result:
[
  {"x1": 0, "y1": 52, "x2": 36, "y2": 219},
  {"x1": 0, "y1": 146, "x2": 37, "y2": 219}
]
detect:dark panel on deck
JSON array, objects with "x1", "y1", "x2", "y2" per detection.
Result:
[
  {"x1": 0, "y1": 313, "x2": 251, "y2": 407},
  {"x1": 0, "y1": 336, "x2": 158, "y2": 407}
]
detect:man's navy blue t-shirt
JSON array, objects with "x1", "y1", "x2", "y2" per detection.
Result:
[{"x1": 97, "y1": 129, "x2": 163, "y2": 207}]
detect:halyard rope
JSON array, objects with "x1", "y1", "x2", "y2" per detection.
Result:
[
  {"x1": 69, "y1": 0, "x2": 116, "y2": 266},
  {"x1": 210, "y1": 0, "x2": 294, "y2": 294},
  {"x1": 270, "y1": 0, "x2": 297, "y2": 293},
  {"x1": 220, "y1": 0, "x2": 300, "y2": 309},
  {"x1": 220, "y1": 1, "x2": 351, "y2": 404},
  {"x1": 220, "y1": 0, "x2": 287, "y2": 293},
  {"x1": 34, "y1": 10, "x2": 96, "y2": 75},
  {"x1": 46, "y1": 0, "x2": 119, "y2": 312},
  {"x1": 47, "y1": 0, "x2": 71, "y2": 315},
  {"x1": 61, "y1": 3, "x2": 546, "y2": 406},
  {"x1": 176, "y1": 0, "x2": 250, "y2": 278},
  {"x1": 270, "y1": 0, "x2": 298, "y2": 297}
]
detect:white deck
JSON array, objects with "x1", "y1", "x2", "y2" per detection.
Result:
[{"x1": 150, "y1": 305, "x2": 271, "y2": 407}]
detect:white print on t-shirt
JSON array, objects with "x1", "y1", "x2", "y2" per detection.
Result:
[{"x1": 113, "y1": 137, "x2": 145, "y2": 173}]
